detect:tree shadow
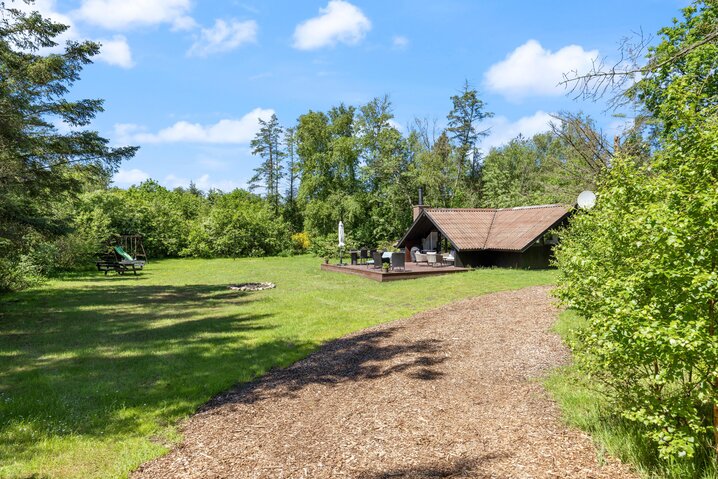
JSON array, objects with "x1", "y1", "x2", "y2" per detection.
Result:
[
  {"x1": 355, "y1": 455, "x2": 507, "y2": 478},
  {"x1": 0, "y1": 282, "x2": 302, "y2": 466},
  {"x1": 0, "y1": 279, "x2": 453, "y2": 470},
  {"x1": 205, "y1": 324, "x2": 448, "y2": 409}
]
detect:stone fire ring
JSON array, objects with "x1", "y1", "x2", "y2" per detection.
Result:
[{"x1": 228, "y1": 282, "x2": 276, "y2": 292}]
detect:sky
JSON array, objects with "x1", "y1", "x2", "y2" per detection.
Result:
[{"x1": 19, "y1": 0, "x2": 688, "y2": 191}]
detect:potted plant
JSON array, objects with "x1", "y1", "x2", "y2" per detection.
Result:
[
  {"x1": 323, "y1": 256, "x2": 330, "y2": 264},
  {"x1": 382, "y1": 262, "x2": 390, "y2": 273}
]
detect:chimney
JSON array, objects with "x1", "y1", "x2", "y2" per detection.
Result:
[{"x1": 412, "y1": 187, "x2": 425, "y2": 221}]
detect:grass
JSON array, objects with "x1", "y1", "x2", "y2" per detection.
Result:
[
  {"x1": 545, "y1": 310, "x2": 718, "y2": 479},
  {"x1": 0, "y1": 255, "x2": 555, "y2": 479}
]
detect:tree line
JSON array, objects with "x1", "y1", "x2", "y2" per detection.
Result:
[
  {"x1": 4, "y1": 0, "x2": 718, "y2": 472},
  {"x1": 247, "y1": 89, "x2": 600, "y2": 248},
  {"x1": 0, "y1": 3, "x2": 604, "y2": 291}
]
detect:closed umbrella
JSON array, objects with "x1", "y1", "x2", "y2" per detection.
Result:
[{"x1": 338, "y1": 221, "x2": 345, "y2": 265}]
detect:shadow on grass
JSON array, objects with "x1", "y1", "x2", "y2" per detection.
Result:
[
  {"x1": 205, "y1": 323, "x2": 448, "y2": 409},
  {"x1": 0, "y1": 281, "x2": 301, "y2": 466},
  {"x1": 0, "y1": 278, "x2": 450, "y2": 471}
]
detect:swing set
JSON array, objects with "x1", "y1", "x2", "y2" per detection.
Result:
[{"x1": 95, "y1": 234, "x2": 148, "y2": 275}]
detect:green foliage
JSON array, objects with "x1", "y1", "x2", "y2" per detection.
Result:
[
  {"x1": 308, "y1": 232, "x2": 357, "y2": 259},
  {"x1": 182, "y1": 189, "x2": 291, "y2": 258},
  {"x1": 555, "y1": 1, "x2": 718, "y2": 463},
  {"x1": 548, "y1": 310, "x2": 718, "y2": 478},
  {"x1": 446, "y1": 79, "x2": 493, "y2": 192},
  {"x1": 628, "y1": 2, "x2": 718, "y2": 138},
  {"x1": 249, "y1": 113, "x2": 284, "y2": 211},
  {"x1": 555, "y1": 115, "x2": 718, "y2": 462},
  {"x1": 482, "y1": 131, "x2": 594, "y2": 208},
  {"x1": 0, "y1": 3, "x2": 136, "y2": 291},
  {"x1": 73, "y1": 181, "x2": 202, "y2": 258},
  {"x1": 290, "y1": 232, "x2": 311, "y2": 254}
]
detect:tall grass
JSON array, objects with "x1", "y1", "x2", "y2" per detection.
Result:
[{"x1": 546, "y1": 310, "x2": 718, "y2": 479}]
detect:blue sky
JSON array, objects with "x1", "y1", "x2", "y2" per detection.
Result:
[{"x1": 26, "y1": 0, "x2": 687, "y2": 191}]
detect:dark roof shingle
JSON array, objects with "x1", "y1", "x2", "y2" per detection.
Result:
[{"x1": 415, "y1": 204, "x2": 569, "y2": 252}]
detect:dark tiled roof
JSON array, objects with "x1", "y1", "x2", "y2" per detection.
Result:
[{"x1": 406, "y1": 204, "x2": 569, "y2": 252}]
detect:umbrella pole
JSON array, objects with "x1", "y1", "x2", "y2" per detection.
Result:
[{"x1": 339, "y1": 246, "x2": 343, "y2": 265}]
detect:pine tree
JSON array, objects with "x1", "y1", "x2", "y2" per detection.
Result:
[
  {"x1": 0, "y1": 3, "x2": 137, "y2": 289},
  {"x1": 446, "y1": 80, "x2": 493, "y2": 201},
  {"x1": 249, "y1": 114, "x2": 284, "y2": 211}
]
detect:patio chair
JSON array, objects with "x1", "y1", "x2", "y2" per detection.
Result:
[
  {"x1": 415, "y1": 252, "x2": 427, "y2": 264},
  {"x1": 427, "y1": 253, "x2": 443, "y2": 267},
  {"x1": 359, "y1": 247, "x2": 368, "y2": 265},
  {"x1": 391, "y1": 252, "x2": 405, "y2": 271},
  {"x1": 371, "y1": 251, "x2": 383, "y2": 269},
  {"x1": 443, "y1": 251, "x2": 455, "y2": 266}
]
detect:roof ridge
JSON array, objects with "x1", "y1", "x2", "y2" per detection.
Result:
[
  {"x1": 425, "y1": 204, "x2": 569, "y2": 213},
  {"x1": 495, "y1": 204, "x2": 568, "y2": 211},
  {"x1": 425, "y1": 207, "x2": 496, "y2": 212},
  {"x1": 483, "y1": 210, "x2": 498, "y2": 249}
]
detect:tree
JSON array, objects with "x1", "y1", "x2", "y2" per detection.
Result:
[
  {"x1": 249, "y1": 113, "x2": 284, "y2": 211},
  {"x1": 555, "y1": 0, "x2": 718, "y2": 463},
  {"x1": 283, "y1": 126, "x2": 302, "y2": 231},
  {"x1": 446, "y1": 80, "x2": 493, "y2": 200},
  {"x1": 296, "y1": 105, "x2": 361, "y2": 239},
  {"x1": 481, "y1": 131, "x2": 595, "y2": 208},
  {"x1": 354, "y1": 96, "x2": 415, "y2": 242},
  {"x1": 355, "y1": 95, "x2": 394, "y2": 189},
  {"x1": 410, "y1": 129, "x2": 455, "y2": 208},
  {"x1": 0, "y1": 2, "x2": 137, "y2": 290}
]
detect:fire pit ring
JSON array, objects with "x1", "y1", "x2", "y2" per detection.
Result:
[{"x1": 228, "y1": 282, "x2": 276, "y2": 292}]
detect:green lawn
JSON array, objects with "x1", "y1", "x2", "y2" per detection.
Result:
[{"x1": 0, "y1": 256, "x2": 555, "y2": 478}]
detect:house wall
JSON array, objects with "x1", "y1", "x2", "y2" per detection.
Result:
[{"x1": 454, "y1": 243, "x2": 555, "y2": 269}]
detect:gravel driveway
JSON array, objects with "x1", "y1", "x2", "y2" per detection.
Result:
[{"x1": 133, "y1": 286, "x2": 635, "y2": 479}]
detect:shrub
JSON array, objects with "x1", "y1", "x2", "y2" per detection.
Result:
[
  {"x1": 554, "y1": 123, "x2": 718, "y2": 461},
  {"x1": 291, "y1": 232, "x2": 311, "y2": 254},
  {"x1": 182, "y1": 190, "x2": 291, "y2": 258}
]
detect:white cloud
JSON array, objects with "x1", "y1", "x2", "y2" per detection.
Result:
[
  {"x1": 14, "y1": 0, "x2": 77, "y2": 48},
  {"x1": 388, "y1": 119, "x2": 404, "y2": 133},
  {"x1": 113, "y1": 168, "x2": 150, "y2": 186},
  {"x1": 392, "y1": 35, "x2": 409, "y2": 49},
  {"x1": 482, "y1": 111, "x2": 554, "y2": 151},
  {"x1": 73, "y1": 0, "x2": 194, "y2": 30},
  {"x1": 171, "y1": 15, "x2": 198, "y2": 32},
  {"x1": 96, "y1": 35, "x2": 133, "y2": 68},
  {"x1": 198, "y1": 157, "x2": 229, "y2": 171},
  {"x1": 13, "y1": 1, "x2": 137, "y2": 68},
  {"x1": 188, "y1": 19, "x2": 257, "y2": 57},
  {"x1": 164, "y1": 173, "x2": 243, "y2": 192},
  {"x1": 293, "y1": 0, "x2": 371, "y2": 50},
  {"x1": 115, "y1": 108, "x2": 275, "y2": 144},
  {"x1": 484, "y1": 40, "x2": 598, "y2": 99}
]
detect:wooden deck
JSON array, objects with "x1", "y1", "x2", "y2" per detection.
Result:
[{"x1": 320, "y1": 262, "x2": 469, "y2": 282}]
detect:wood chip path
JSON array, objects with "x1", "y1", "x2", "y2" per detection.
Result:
[{"x1": 133, "y1": 286, "x2": 636, "y2": 479}]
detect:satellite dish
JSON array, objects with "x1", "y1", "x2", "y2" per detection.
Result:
[{"x1": 577, "y1": 190, "x2": 596, "y2": 209}]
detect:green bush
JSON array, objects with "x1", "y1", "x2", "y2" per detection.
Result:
[
  {"x1": 291, "y1": 232, "x2": 311, "y2": 254},
  {"x1": 182, "y1": 190, "x2": 291, "y2": 258},
  {"x1": 554, "y1": 122, "x2": 718, "y2": 461}
]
